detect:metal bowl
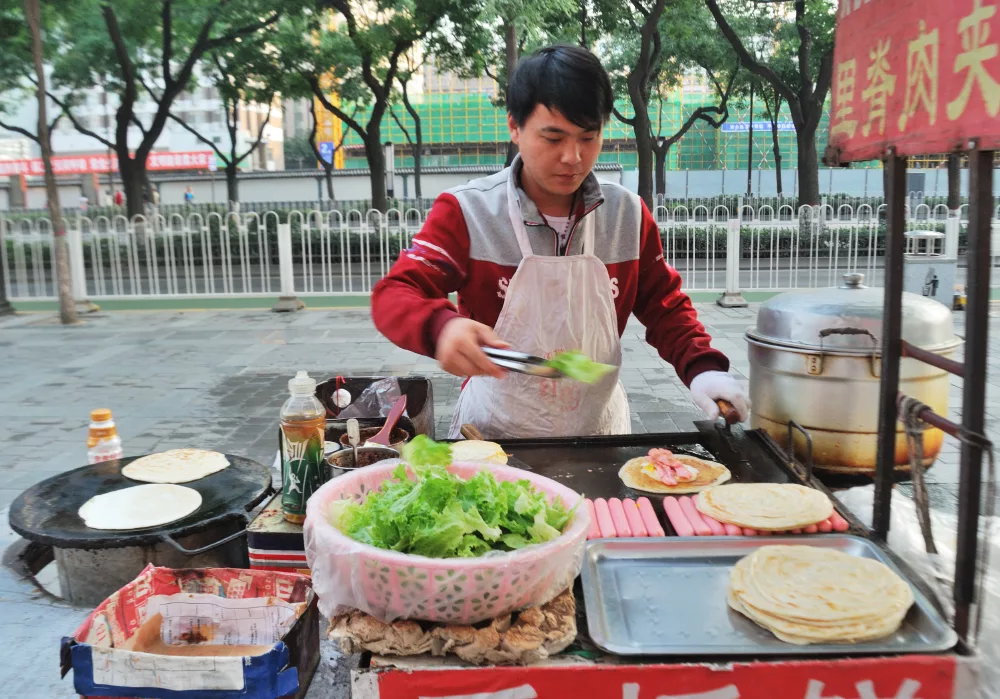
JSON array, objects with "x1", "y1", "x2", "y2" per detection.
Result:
[{"x1": 326, "y1": 445, "x2": 399, "y2": 479}]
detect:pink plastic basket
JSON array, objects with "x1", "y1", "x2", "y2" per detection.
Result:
[{"x1": 304, "y1": 459, "x2": 589, "y2": 624}]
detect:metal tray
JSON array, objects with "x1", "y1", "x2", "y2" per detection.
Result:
[{"x1": 582, "y1": 535, "x2": 958, "y2": 656}]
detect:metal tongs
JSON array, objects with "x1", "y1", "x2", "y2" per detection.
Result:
[{"x1": 481, "y1": 347, "x2": 563, "y2": 379}]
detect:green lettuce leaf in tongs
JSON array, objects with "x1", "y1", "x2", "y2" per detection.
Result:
[{"x1": 545, "y1": 350, "x2": 615, "y2": 384}]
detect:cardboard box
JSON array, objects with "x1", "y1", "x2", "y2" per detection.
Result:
[{"x1": 61, "y1": 565, "x2": 319, "y2": 699}]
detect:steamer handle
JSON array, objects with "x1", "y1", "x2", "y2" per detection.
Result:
[
  {"x1": 787, "y1": 420, "x2": 815, "y2": 481},
  {"x1": 161, "y1": 526, "x2": 248, "y2": 556}
]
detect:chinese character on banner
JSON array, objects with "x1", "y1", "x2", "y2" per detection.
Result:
[
  {"x1": 804, "y1": 678, "x2": 922, "y2": 699},
  {"x1": 418, "y1": 684, "x2": 537, "y2": 699},
  {"x1": 623, "y1": 683, "x2": 740, "y2": 699},
  {"x1": 899, "y1": 20, "x2": 940, "y2": 131},
  {"x1": 831, "y1": 59, "x2": 860, "y2": 138},
  {"x1": 947, "y1": 0, "x2": 1000, "y2": 119}
]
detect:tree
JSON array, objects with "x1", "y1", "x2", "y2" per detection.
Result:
[
  {"x1": 307, "y1": 96, "x2": 353, "y2": 201},
  {"x1": 47, "y1": 0, "x2": 281, "y2": 217},
  {"x1": 432, "y1": 0, "x2": 577, "y2": 165},
  {"x1": 598, "y1": 0, "x2": 742, "y2": 207},
  {"x1": 760, "y1": 82, "x2": 785, "y2": 195},
  {"x1": 0, "y1": 0, "x2": 75, "y2": 323},
  {"x1": 296, "y1": 0, "x2": 475, "y2": 212},
  {"x1": 704, "y1": 0, "x2": 835, "y2": 205},
  {"x1": 284, "y1": 135, "x2": 316, "y2": 170},
  {"x1": 167, "y1": 35, "x2": 283, "y2": 204},
  {"x1": 389, "y1": 54, "x2": 425, "y2": 199}
]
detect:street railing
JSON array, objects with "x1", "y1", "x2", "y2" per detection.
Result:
[{"x1": 1, "y1": 199, "x2": 988, "y2": 303}]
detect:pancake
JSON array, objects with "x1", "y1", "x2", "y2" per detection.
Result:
[
  {"x1": 696, "y1": 483, "x2": 833, "y2": 531},
  {"x1": 78, "y1": 484, "x2": 202, "y2": 530},
  {"x1": 618, "y1": 454, "x2": 731, "y2": 494},
  {"x1": 122, "y1": 448, "x2": 230, "y2": 484},
  {"x1": 450, "y1": 440, "x2": 509, "y2": 465},
  {"x1": 728, "y1": 545, "x2": 914, "y2": 644}
]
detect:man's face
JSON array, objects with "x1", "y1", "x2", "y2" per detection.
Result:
[{"x1": 508, "y1": 105, "x2": 603, "y2": 198}]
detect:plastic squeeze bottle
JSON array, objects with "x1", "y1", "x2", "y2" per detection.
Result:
[
  {"x1": 280, "y1": 371, "x2": 327, "y2": 523},
  {"x1": 87, "y1": 408, "x2": 124, "y2": 464}
]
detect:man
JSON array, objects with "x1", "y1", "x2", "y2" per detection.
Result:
[{"x1": 372, "y1": 45, "x2": 749, "y2": 438}]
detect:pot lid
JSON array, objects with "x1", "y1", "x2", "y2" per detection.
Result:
[{"x1": 747, "y1": 273, "x2": 959, "y2": 352}]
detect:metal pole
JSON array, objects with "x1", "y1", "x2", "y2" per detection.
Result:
[
  {"x1": 873, "y1": 152, "x2": 907, "y2": 542},
  {"x1": 954, "y1": 147, "x2": 993, "y2": 641},
  {"x1": 747, "y1": 84, "x2": 754, "y2": 197},
  {"x1": 0, "y1": 212, "x2": 13, "y2": 316}
]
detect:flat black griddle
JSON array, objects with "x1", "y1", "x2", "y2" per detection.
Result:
[
  {"x1": 9, "y1": 454, "x2": 273, "y2": 550},
  {"x1": 485, "y1": 421, "x2": 865, "y2": 535}
]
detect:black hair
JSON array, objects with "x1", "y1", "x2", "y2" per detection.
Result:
[{"x1": 506, "y1": 45, "x2": 614, "y2": 132}]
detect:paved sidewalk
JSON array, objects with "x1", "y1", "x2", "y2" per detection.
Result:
[{"x1": 0, "y1": 303, "x2": 996, "y2": 698}]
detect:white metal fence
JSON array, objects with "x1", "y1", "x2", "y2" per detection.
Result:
[{"x1": 1, "y1": 201, "x2": 994, "y2": 303}]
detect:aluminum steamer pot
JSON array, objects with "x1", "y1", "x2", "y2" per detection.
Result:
[{"x1": 746, "y1": 272, "x2": 961, "y2": 476}]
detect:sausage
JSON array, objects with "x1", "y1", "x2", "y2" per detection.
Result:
[
  {"x1": 678, "y1": 497, "x2": 713, "y2": 536},
  {"x1": 830, "y1": 512, "x2": 850, "y2": 532},
  {"x1": 593, "y1": 498, "x2": 617, "y2": 538},
  {"x1": 636, "y1": 497, "x2": 665, "y2": 537},
  {"x1": 818, "y1": 518, "x2": 834, "y2": 533},
  {"x1": 723, "y1": 523, "x2": 743, "y2": 536},
  {"x1": 622, "y1": 499, "x2": 648, "y2": 537},
  {"x1": 608, "y1": 499, "x2": 633, "y2": 538},
  {"x1": 662, "y1": 497, "x2": 695, "y2": 537}
]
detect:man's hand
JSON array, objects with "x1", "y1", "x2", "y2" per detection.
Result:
[
  {"x1": 436, "y1": 318, "x2": 510, "y2": 379},
  {"x1": 689, "y1": 371, "x2": 751, "y2": 422}
]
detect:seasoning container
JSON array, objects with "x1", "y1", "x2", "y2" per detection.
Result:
[
  {"x1": 87, "y1": 408, "x2": 124, "y2": 464},
  {"x1": 280, "y1": 371, "x2": 327, "y2": 523}
]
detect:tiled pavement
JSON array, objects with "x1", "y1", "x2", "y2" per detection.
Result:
[{"x1": 0, "y1": 303, "x2": 997, "y2": 697}]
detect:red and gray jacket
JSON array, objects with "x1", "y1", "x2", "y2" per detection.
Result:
[{"x1": 371, "y1": 163, "x2": 729, "y2": 386}]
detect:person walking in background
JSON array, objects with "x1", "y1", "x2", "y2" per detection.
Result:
[
  {"x1": 184, "y1": 186, "x2": 194, "y2": 205},
  {"x1": 113, "y1": 190, "x2": 124, "y2": 206}
]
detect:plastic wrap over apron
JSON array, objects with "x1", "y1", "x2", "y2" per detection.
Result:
[{"x1": 449, "y1": 166, "x2": 630, "y2": 439}]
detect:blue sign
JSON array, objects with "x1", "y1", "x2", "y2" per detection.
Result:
[
  {"x1": 721, "y1": 121, "x2": 796, "y2": 132},
  {"x1": 318, "y1": 141, "x2": 334, "y2": 164}
]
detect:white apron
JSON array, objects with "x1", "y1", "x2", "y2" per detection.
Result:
[{"x1": 448, "y1": 166, "x2": 630, "y2": 439}]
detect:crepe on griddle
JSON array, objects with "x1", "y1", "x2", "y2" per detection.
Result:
[
  {"x1": 618, "y1": 454, "x2": 731, "y2": 494},
  {"x1": 728, "y1": 545, "x2": 914, "y2": 644},
  {"x1": 122, "y1": 448, "x2": 230, "y2": 484},
  {"x1": 78, "y1": 483, "x2": 202, "y2": 530},
  {"x1": 696, "y1": 483, "x2": 832, "y2": 531}
]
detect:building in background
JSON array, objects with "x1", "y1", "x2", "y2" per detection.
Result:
[{"x1": 4, "y1": 70, "x2": 283, "y2": 171}]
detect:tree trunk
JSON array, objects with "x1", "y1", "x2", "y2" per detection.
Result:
[
  {"x1": 325, "y1": 166, "x2": 335, "y2": 200},
  {"x1": 225, "y1": 163, "x2": 239, "y2": 205},
  {"x1": 796, "y1": 126, "x2": 820, "y2": 206},
  {"x1": 653, "y1": 143, "x2": 667, "y2": 198},
  {"x1": 771, "y1": 118, "x2": 783, "y2": 196},
  {"x1": 119, "y1": 156, "x2": 147, "y2": 218},
  {"x1": 26, "y1": 0, "x2": 76, "y2": 324},
  {"x1": 504, "y1": 19, "x2": 520, "y2": 165},
  {"x1": 366, "y1": 124, "x2": 388, "y2": 213},
  {"x1": 632, "y1": 89, "x2": 654, "y2": 209},
  {"x1": 947, "y1": 153, "x2": 961, "y2": 209}
]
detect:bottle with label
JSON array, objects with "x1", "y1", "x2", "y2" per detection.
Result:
[
  {"x1": 280, "y1": 371, "x2": 327, "y2": 523},
  {"x1": 88, "y1": 408, "x2": 124, "y2": 464}
]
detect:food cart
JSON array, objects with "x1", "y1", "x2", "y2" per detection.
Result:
[{"x1": 8, "y1": 1, "x2": 997, "y2": 696}]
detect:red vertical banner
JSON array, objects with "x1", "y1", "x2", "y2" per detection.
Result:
[{"x1": 827, "y1": 0, "x2": 1000, "y2": 162}]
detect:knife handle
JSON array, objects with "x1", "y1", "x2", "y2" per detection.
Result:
[
  {"x1": 461, "y1": 424, "x2": 484, "y2": 441},
  {"x1": 716, "y1": 399, "x2": 740, "y2": 425}
]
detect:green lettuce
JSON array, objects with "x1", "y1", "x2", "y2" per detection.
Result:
[
  {"x1": 327, "y1": 446, "x2": 578, "y2": 558},
  {"x1": 545, "y1": 350, "x2": 615, "y2": 384},
  {"x1": 402, "y1": 434, "x2": 453, "y2": 468}
]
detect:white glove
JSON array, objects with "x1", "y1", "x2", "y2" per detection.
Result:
[{"x1": 689, "y1": 371, "x2": 751, "y2": 422}]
